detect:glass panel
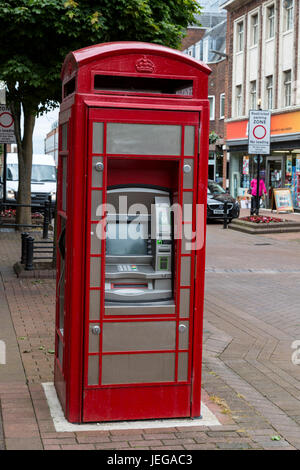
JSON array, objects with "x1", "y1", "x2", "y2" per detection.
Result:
[
  {"x1": 89, "y1": 324, "x2": 100, "y2": 353},
  {"x1": 88, "y1": 355, "x2": 99, "y2": 385},
  {"x1": 102, "y1": 322, "x2": 176, "y2": 352},
  {"x1": 102, "y1": 353, "x2": 175, "y2": 385},
  {"x1": 178, "y1": 321, "x2": 189, "y2": 349},
  {"x1": 90, "y1": 257, "x2": 101, "y2": 288},
  {"x1": 181, "y1": 224, "x2": 194, "y2": 254},
  {"x1": 107, "y1": 123, "x2": 181, "y2": 155},
  {"x1": 92, "y1": 157, "x2": 103, "y2": 188},
  {"x1": 61, "y1": 123, "x2": 68, "y2": 151},
  {"x1": 58, "y1": 217, "x2": 66, "y2": 332},
  {"x1": 178, "y1": 352, "x2": 188, "y2": 381},
  {"x1": 183, "y1": 159, "x2": 194, "y2": 189},
  {"x1": 91, "y1": 190, "x2": 103, "y2": 220},
  {"x1": 62, "y1": 157, "x2": 67, "y2": 212},
  {"x1": 180, "y1": 257, "x2": 191, "y2": 286},
  {"x1": 89, "y1": 290, "x2": 101, "y2": 321},
  {"x1": 90, "y1": 224, "x2": 101, "y2": 255},
  {"x1": 92, "y1": 122, "x2": 104, "y2": 154},
  {"x1": 184, "y1": 126, "x2": 195, "y2": 156},
  {"x1": 183, "y1": 192, "x2": 193, "y2": 222},
  {"x1": 179, "y1": 289, "x2": 190, "y2": 318}
]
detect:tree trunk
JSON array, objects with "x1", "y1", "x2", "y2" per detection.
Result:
[{"x1": 11, "y1": 103, "x2": 36, "y2": 228}]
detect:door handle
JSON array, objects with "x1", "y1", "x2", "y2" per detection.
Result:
[{"x1": 91, "y1": 325, "x2": 101, "y2": 335}]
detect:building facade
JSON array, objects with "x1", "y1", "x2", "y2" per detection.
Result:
[
  {"x1": 222, "y1": 0, "x2": 300, "y2": 210},
  {"x1": 183, "y1": 14, "x2": 227, "y2": 184}
]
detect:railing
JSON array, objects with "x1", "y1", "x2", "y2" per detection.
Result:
[
  {"x1": 21, "y1": 232, "x2": 55, "y2": 271},
  {"x1": 0, "y1": 197, "x2": 53, "y2": 239}
]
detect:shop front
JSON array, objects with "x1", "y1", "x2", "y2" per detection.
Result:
[{"x1": 226, "y1": 111, "x2": 300, "y2": 211}]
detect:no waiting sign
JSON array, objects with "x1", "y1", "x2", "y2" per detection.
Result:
[
  {"x1": 0, "y1": 105, "x2": 16, "y2": 143},
  {"x1": 248, "y1": 110, "x2": 271, "y2": 155}
]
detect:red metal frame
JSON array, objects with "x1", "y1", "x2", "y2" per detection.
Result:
[{"x1": 55, "y1": 42, "x2": 210, "y2": 423}]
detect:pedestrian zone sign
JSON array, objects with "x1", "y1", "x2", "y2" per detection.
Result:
[
  {"x1": 0, "y1": 105, "x2": 16, "y2": 143},
  {"x1": 248, "y1": 110, "x2": 271, "y2": 155}
]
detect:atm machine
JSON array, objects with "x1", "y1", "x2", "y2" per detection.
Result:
[{"x1": 105, "y1": 187, "x2": 173, "y2": 306}]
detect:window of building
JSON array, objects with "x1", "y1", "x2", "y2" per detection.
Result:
[
  {"x1": 266, "y1": 75, "x2": 273, "y2": 109},
  {"x1": 283, "y1": 0, "x2": 294, "y2": 31},
  {"x1": 237, "y1": 21, "x2": 244, "y2": 52},
  {"x1": 236, "y1": 85, "x2": 243, "y2": 116},
  {"x1": 208, "y1": 96, "x2": 215, "y2": 120},
  {"x1": 220, "y1": 93, "x2": 225, "y2": 119},
  {"x1": 250, "y1": 81, "x2": 257, "y2": 109},
  {"x1": 284, "y1": 70, "x2": 292, "y2": 107},
  {"x1": 267, "y1": 5, "x2": 275, "y2": 39},
  {"x1": 251, "y1": 14, "x2": 259, "y2": 45}
]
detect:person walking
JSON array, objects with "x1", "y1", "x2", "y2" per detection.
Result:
[{"x1": 250, "y1": 177, "x2": 267, "y2": 215}]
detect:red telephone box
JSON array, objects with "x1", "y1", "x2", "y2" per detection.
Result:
[{"x1": 55, "y1": 42, "x2": 211, "y2": 423}]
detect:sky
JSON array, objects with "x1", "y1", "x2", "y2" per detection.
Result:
[{"x1": 33, "y1": 108, "x2": 59, "y2": 154}]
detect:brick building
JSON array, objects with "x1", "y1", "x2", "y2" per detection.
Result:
[{"x1": 222, "y1": 0, "x2": 300, "y2": 210}]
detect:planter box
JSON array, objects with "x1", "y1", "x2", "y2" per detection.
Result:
[{"x1": 229, "y1": 218, "x2": 300, "y2": 234}]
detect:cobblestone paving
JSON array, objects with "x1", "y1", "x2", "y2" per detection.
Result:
[{"x1": 0, "y1": 225, "x2": 300, "y2": 450}]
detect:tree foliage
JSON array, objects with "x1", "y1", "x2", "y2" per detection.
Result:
[{"x1": 0, "y1": 0, "x2": 201, "y2": 224}]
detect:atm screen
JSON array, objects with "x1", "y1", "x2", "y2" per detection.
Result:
[{"x1": 106, "y1": 221, "x2": 148, "y2": 256}]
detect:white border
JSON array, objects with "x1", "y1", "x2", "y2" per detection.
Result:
[{"x1": 42, "y1": 382, "x2": 221, "y2": 432}]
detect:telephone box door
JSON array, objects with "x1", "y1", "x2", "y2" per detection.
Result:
[{"x1": 83, "y1": 107, "x2": 201, "y2": 422}]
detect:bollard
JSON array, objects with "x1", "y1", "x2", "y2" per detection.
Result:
[
  {"x1": 223, "y1": 201, "x2": 228, "y2": 229},
  {"x1": 21, "y1": 232, "x2": 29, "y2": 264},
  {"x1": 25, "y1": 236, "x2": 34, "y2": 271}
]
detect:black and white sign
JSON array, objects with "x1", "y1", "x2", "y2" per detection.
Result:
[
  {"x1": 0, "y1": 105, "x2": 16, "y2": 143},
  {"x1": 248, "y1": 110, "x2": 271, "y2": 155}
]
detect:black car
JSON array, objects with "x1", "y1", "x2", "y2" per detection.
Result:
[{"x1": 207, "y1": 180, "x2": 240, "y2": 221}]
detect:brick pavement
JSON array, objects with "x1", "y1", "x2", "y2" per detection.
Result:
[{"x1": 0, "y1": 227, "x2": 299, "y2": 450}]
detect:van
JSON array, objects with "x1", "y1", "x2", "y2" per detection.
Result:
[{"x1": 0, "y1": 153, "x2": 57, "y2": 206}]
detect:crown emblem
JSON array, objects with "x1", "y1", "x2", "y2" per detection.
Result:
[{"x1": 135, "y1": 56, "x2": 155, "y2": 73}]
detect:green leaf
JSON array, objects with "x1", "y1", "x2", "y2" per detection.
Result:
[{"x1": 271, "y1": 436, "x2": 281, "y2": 441}]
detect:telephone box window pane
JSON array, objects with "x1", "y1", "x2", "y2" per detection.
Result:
[
  {"x1": 178, "y1": 321, "x2": 189, "y2": 349},
  {"x1": 180, "y1": 257, "x2": 191, "y2": 286},
  {"x1": 184, "y1": 126, "x2": 195, "y2": 156},
  {"x1": 92, "y1": 123, "x2": 104, "y2": 154},
  {"x1": 89, "y1": 290, "x2": 100, "y2": 321},
  {"x1": 92, "y1": 157, "x2": 103, "y2": 187},
  {"x1": 181, "y1": 224, "x2": 194, "y2": 254},
  {"x1": 183, "y1": 159, "x2": 194, "y2": 189},
  {"x1": 102, "y1": 353, "x2": 175, "y2": 385},
  {"x1": 90, "y1": 258, "x2": 101, "y2": 288},
  {"x1": 107, "y1": 123, "x2": 181, "y2": 155},
  {"x1": 89, "y1": 323, "x2": 100, "y2": 353},
  {"x1": 178, "y1": 352, "x2": 188, "y2": 381},
  {"x1": 61, "y1": 123, "x2": 68, "y2": 151},
  {"x1": 62, "y1": 157, "x2": 67, "y2": 212},
  {"x1": 88, "y1": 355, "x2": 99, "y2": 385},
  {"x1": 91, "y1": 190, "x2": 103, "y2": 220},
  {"x1": 183, "y1": 192, "x2": 193, "y2": 222},
  {"x1": 58, "y1": 336, "x2": 63, "y2": 366},
  {"x1": 179, "y1": 289, "x2": 190, "y2": 318},
  {"x1": 90, "y1": 225, "x2": 101, "y2": 255}
]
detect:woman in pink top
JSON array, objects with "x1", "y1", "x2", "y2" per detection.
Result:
[{"x1": 250, "y1": 178, "x2": 267, "y2": 215}]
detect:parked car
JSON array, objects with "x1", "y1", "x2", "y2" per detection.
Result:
[
  {"x1": 0, "y1": 153, "x2": 57, "y2": 207},
  {"x1": 207, "y1": 180, "x2": 240, "y2": 221}
]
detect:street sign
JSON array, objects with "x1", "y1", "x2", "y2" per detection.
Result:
[
  {"x1": 0, "y1": 105, "x2": 16, "y2": 143},
  {"x1": 248, "y1": 110, "x2": 271, "y2": 155}
]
